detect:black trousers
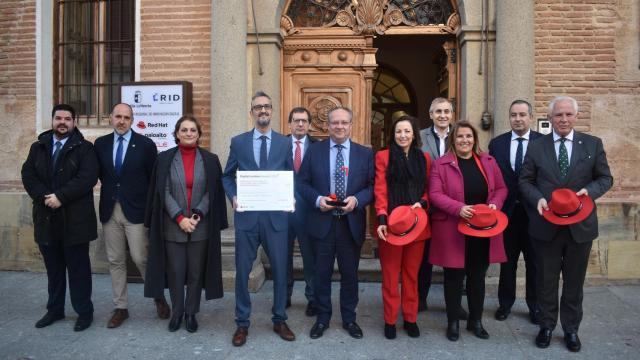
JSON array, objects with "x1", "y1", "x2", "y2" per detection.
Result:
[
  {"x1": 443, "y1": 236, "x2": 489, "y2": 322},
  {"x1": 313, "y1": 217, "x2": 361, "y2": 325},
  {"x1": 38, "y1": 228, "x2": 93, "y2": 317},
  {"x1": 498, "y1": 203, "x2": 537, "y2": 312},
  {"x1": 533, "y1": 227, "x2": 592, "y2": 333},
  {"x1": 417, "y1": 239, "x2": 433, "y2": 302},
  {"x1": 165, "y1": 240, "x2": 208, "y2": 316}
]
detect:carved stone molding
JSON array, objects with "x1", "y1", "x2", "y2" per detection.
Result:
[{"x1": 282, "y1": 0, "x2": 460, "y2": 36}]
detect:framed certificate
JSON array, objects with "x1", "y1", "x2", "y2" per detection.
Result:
[{"x1": 237, "y1": 171, "x2": 295, "y2": 211}]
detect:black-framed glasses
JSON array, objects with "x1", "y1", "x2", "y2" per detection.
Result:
[{"x1": 252, "y1": 104, "x2": 272, "y2": 111}]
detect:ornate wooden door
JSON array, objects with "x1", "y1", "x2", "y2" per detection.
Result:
[{"x1": 281, "y1": 0, "x2": 461, "y2": 257}]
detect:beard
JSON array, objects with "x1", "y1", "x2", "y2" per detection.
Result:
[
  {"x1": 257, "y1": 116, "x2": 271, "y2": 128},
  {"x1": 54, "y1": 125, "x2": 71, "y2": 139}
]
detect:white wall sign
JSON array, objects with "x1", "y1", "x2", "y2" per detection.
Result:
[{"x1": 120, "y1": 82, "x2": 191, "y2": 151}]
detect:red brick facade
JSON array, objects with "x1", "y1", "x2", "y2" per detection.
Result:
[
  {"x1": 0, "y1": 0, "x2": 36, "y2": 190},
  {"x1": 139, "y1": 0, "x2": 212, "y2": 146},
  {"x1": 534, "y1": 0, "x2": 639, "y2": 125}
]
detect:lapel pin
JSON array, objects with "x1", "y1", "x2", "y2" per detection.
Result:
[
  {"x1": 578, "y1": 140, "x2": 582, "y2": 144},
  {"x1": 132, "y1": 144, "x2": 136, "y2": 148}
]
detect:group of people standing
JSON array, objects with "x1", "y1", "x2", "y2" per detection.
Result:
[{"x1": 21, "y1": 91, "x2": 611, "y2": 354}]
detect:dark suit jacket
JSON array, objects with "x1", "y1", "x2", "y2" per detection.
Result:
[
  {"x1": 488, "y1": 130, "x2": 542, "y2": 216},
  {"x1": 95, "y1": 131, "x2": 157, "y2": 224},
  {"x1": 297, "y1": 139, "x2": 374, "y2": 245},
  {"x1": 222, "y1": 130, "x2": 293, "y2": 232},
  {"x1": 288, "y1": 134, "x2": 317, "y2": 219},
  {"x1": 519, "y1": 132, "x2": 613, "y2": 243}
]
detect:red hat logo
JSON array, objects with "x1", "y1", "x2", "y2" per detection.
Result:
[{"x1": 136, "y1": 121, "x2": 146, "y2": 129}]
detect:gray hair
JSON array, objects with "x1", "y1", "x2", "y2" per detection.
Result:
[
  {"x1": 509, "y1": 99, "x2": 533, "y2": 117},
  {"x1": 327, "y1": 106, "x2": 353, "y2": 122},
  {"x1": 251, "y1": 91, "x2": 271, "y2": 105},
  {"x1": 548, "y1": 96, "x2": 578, "y2": 115},
  {"x1": 429, "y1": 97, "x2": 453, "y2": 113}
]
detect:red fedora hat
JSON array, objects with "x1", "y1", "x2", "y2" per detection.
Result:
[
  {"x1": 458, "y1": 204, "x2": 508, "y2": 237},
  {"x1": 542, "y1": 188, "x2": 594, "y2": 225},
  {"x1": 386, "y1": 205, "x2": 428, "y2": 246}
]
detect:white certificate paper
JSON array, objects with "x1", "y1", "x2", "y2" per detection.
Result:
[{"x1": 237, "y1": 171, "x2": 294, "y2": 211}]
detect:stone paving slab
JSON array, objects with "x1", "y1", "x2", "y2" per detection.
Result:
[{"x1": 0, "y1": 271, "x2": 638, "y2": 360}]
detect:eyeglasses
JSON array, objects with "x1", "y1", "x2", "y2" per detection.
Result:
[{"x1": 252, "y1": 104, "x2": 272, "y2": 111}]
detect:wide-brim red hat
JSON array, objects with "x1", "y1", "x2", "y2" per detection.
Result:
[
  {"x1": 458, "y1": 204, "x2": 508, "y2": 237},
  {"x1": 542, "y1": 188, "x2": 594, "y2": 225},
  {"x1": 386, "y1": 205, "x2": 429, "y2": 246}
]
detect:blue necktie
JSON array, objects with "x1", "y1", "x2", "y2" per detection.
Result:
[
  {"x1": 52, "y1": 141, "x2": 62, "y2": 170},
  {"x1": 514, "y1": 137, "x2": 524, "y2": 177},
  {"x1": 335, "y1": 144, "x2": 346, "y2": 215},
  {"x1": 115, "y1": 136, "x2": 124, "y2": 176},
  {"x1": 259, "y1": 135, "x2": 268, "y2": 170}
]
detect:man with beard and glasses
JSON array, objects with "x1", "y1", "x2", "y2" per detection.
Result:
[
  {"x1": 223, "y1": 91, "x2": 295, "y2": 346},
  {"x1": 22, "y1": 104, "x2": 99, "y2": 331}
]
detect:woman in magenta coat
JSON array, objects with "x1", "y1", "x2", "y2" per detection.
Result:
[{"x1": 428, "y1": 121, "x2": 508, "y2": 341}]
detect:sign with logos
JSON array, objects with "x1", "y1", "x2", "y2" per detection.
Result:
[{"x1": 119, "y1": 81, "x2": 193, "y2": 151}]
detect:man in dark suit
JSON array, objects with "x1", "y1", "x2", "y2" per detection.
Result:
[
  {"x1": 417, "y1": 97, "x2": 467, "y2": 320},
  {"x1": 223, "y1": 91, "x2": 295, "y2": 346},
  {"x1": 286, "y1": 107, "x2": 317, "y2": 316},
  {"x1": 21, "y1": 104, "x2": 98, "y2": 331},
  {"x1": 519, "y1": 96, "x2": 613, "y2": 352},
  {"x1": 94, "y1": 103, "x2": 169, "y2": 328},
  {"x1": 298, "y1": 106, "x2": 374, "y2": 340},
  {"x1": 489, "y1": 100, "x2": 542, "y2": 324}
]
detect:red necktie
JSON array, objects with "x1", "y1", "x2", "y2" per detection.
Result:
[{"x1": 294, "y1": 140, "x2": 302, "y2": 172}]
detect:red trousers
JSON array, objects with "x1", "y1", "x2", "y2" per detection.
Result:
[{"x1": 379, "y1": 239, "x2": 425, "y2": 324}]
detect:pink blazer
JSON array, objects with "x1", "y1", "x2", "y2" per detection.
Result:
[{"x1": 428, "y1": 152, "x2": 508, "y2": 268}]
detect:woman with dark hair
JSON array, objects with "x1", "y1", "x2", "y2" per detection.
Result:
[
  {"x1": 374, "y1": 115, "x2": 431, "y2": 339},
  {"x1": 144, "y1": 115, "x2": 228, "y2": 333},
  {"x1": 428, "y1": 121, "x2": 508, "y2": 341}
]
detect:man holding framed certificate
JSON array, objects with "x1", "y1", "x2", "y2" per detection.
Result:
[{"x1": 222, "y1": 91, "x2": 295, "y2": 346}]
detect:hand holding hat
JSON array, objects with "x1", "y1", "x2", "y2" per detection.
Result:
[
  {"x1": 457, "y1": 204, "x2": 508, "y2": 237},
  {"x1": 384, "y1": 205, "x2": 429, "y2": 246},
  {"x1": 541, "y1": 188, "x2": 593, "y2": 225}
]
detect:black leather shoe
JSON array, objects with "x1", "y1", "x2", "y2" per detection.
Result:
[
  {"x1": 535, "y1": 328, "x2": 552, "y2": 348},
  {"x1": 458, "y1": 307, "x2": 469, "y2": 321},
  {"x1": 168, "y1": 314, "x2": 182, "y2": 332},
  {"x1": 309, "y1": 322, "x2": 328, "y2": 339},
  {"x1": 384, "y1": 323, "x2": 396, "y2": 339},
  {"x1": 35, "y1": 312, "x2": 64, "y2": 328},
  {"x1": 529, "y1": 309, "x2": 541, "y2": 325},
  {"x1": 564, "y1": 332, "x2": 581, "y2": 352},
  {"x1": 403, "y1": 321, "x2": 420, "y2": 338},
  {"x1": 305, "y1": 302, "x2": 317, "y2": 317},
  {"x1": 466, "y1": 320, "x2": 489, "y2": 339},
  {"x1": 343, "y1": 322, "x2": 363, "y2": 339},
  {"x1": 446, "y1": 321, "x2": 459, "y2": 341},
  {"x1": 73, "y1": 314, "x2": 93, "y2": 332},
  {"x1": 418, "y1": 299, "x2": 428, "y2": 312},
  {"x1": 185, "y1": 314, "x2": 198, "y2": 333},
  {"x1": 494, "y1": 307, "x2": 511, "y2": 321}
]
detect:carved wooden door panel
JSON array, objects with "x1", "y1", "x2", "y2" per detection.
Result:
[{"x1": 282, "y1": 34, "x2": 378, "y2": 257}]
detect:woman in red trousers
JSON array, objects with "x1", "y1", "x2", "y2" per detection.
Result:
[{"x1": 374, "y1": 115, "x2": 431, "y2": 339}]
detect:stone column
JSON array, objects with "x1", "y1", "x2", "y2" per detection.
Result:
[
  {"x1": 494, "y1": 0, "x2": 535, "y2": 135},
  {"x1": 211, "y1": 1, "x2": 248, "y2": 161},
  {"x1": 457, "y1": 0, "x2": 496, "y2": 147}
]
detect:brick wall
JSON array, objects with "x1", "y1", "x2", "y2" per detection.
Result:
[
  {"x1": 534, "y1": 0, "x2": 640, "y2": 197},
  {"x1": 139, "y1": 0, "x2": 212, "y2": 146},
  {"x1": 0, "y1": 0, "x2": 36, "y2": 190}
]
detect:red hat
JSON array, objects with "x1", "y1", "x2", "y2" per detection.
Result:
[
  {"x1": 458, "y1": 204, "x2": 508, "y2": 237},
  {"x1": 542, "y1": 188, "x2": 594, "y2": 225},
  {"x1": 386, "y1": 205, "x2": 429, "y2": 246}
]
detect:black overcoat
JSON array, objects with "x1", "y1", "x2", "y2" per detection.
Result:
[
  {"x1": 143, "y1": 146, "x2": 228, "y2": 300},
  {"x1": 21, "y1": 129, "x2": 98, "y2": 246}
]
